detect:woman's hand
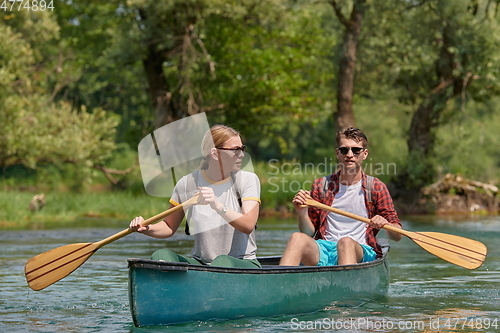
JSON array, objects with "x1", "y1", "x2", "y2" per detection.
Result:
[
  {"x1": 129, "y1": 216, "x2": 149, "y2": 233},
  {"x1": 198, "y1": 186, "x2": 223, "y2": 212}
]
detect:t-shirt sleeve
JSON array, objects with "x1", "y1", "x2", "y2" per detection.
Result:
[
  {"x1": 169, "y1": 175, "x2": 196, "y2": 206},
  {"x1": 169, "y1": 179, "x2": 184, "y2": 206},
  {"x1": 240, "y1": 172, "x2": 261, "y2": 204}
]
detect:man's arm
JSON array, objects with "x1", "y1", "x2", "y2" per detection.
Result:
[
  {"x1": 371, "y1": 179, "x2": 402, "y2": 241},
  {"x1": 292, "y1": 190, "x2": 316, "y2": 236},
  {"x1": 369, "y1": 215, "x2": 402, "y2": 241}
]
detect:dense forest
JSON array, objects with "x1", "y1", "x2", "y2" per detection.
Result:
[{"x1": 2, "y1": 0, "x2": 500, "y2": 213}]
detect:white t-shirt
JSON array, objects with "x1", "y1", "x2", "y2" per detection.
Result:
[
  {"x1": 170, "y1": 170, "x2": 261, "y2": 263},
  {"x1": 324, "y1": 180, "x2": 368, "y2": 246}
]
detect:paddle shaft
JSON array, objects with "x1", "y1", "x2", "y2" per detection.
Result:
[
  {"x1": 304, "y1": 199, "x2": 408, "y2": 235},
  {"x1": 96, "y1": 202, "x2": 188, "y2": 247}
]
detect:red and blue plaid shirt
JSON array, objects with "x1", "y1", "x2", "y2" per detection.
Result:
[{"x1": 308, "y1": 172, "x2": 401, "y2": 258}]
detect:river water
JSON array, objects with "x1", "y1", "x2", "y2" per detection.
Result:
[{"x1": 1, "y1": 215, "x2": 500, "y2": 333}]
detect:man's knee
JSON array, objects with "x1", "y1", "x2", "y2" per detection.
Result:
[
  {"x1": 337, "y1": 237, "x2": 364, "y2": 263},
  {"x1": 337, "y1": 237, "x2": 357, "y2": 250},
  {"x1": 288, "y1": 232, "x2": 311, "y2": 246}
]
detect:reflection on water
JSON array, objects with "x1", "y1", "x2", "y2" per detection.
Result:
[{"x1": 1, "y1": 215, "x2": 500, "y2": 332}]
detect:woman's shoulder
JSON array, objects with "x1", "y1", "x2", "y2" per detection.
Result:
[
  {"x1": 237, "y1": 170, "x2": 260, "y2": 180},
  {"x1": 176, "y1": 171, "x2": 201, "y2": 187}
]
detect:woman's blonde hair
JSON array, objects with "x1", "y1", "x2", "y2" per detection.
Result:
[{"x1": 200, "y1": 124, "x2": 241, "y2": 169}]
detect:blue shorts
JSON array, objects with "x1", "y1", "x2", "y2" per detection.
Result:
[{"x1": 315, "y1": 239, "x2": 377, "y2": 266}]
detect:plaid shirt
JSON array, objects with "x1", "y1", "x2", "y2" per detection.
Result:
[{"x1": 308, "y1": 171, "x2": 401, "y2": 258}]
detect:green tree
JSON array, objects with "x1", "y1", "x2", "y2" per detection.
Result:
[
  {"x1": 53, "y1": 0, "x2": 336, "y2": 161},
  {"x1": 200, "y1": 1, "x2": 336, "y2": 158},
  {"x1": 0, "y1": 11, "x2": 119, "y2": 179},
  {"x1": 54, "y1": 0, "x2": 151, "y2": 145},
  {"x1": 361, "y1": 0, "x2": 500, "y2": 192},
  {"x1": 328, "y1": 0, "x2": 366, "y2": 131}
]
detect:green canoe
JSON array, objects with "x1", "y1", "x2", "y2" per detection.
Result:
[{"x1": 128, "y1": 246, "x2": 390, "y2": 327}]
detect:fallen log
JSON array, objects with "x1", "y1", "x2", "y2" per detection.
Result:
[{"x1": 421, "y1": 173, "x2": 498, "y2": 214}]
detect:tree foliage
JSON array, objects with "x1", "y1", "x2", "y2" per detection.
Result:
[
  {"x1": 0, "y1": 10, "x2": 119, "y2": 174},
  {"x1": 2, "y1": 0, "x2": 500, "y2": 193},
  {"x1": 359, "y1": 0, "x2": 500, "y2": 191},
  {"x1": 200, "y1": 1, "x2": 336, "y2": 157}
]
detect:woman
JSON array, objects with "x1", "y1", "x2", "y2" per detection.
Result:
[{"x1": 129, "y1": 124, "x2": 261, "y2": 268}]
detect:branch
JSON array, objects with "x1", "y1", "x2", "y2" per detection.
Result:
[
  {"x1": 431, "y1": 79, "x2": 454, "y2": 94},
  {"x1": 44, "y1": 52, "x2": 80, "y2": 105},
  {"x1": 459, "y1": 72, "x2": 485, "y2": 130},
  {"x1": 200, "y1": 103, "x2": 225, "y2": 113},
  {"x1": 405, "y1": 0, "x2": 429, "y2": 10},
  {"x1": 194, "y1": 32, "x2": 216, "y2": 79},
  {"x1": 328, "y1": 0, "x2": 350, "y2": 27},
  {"x1": 94, "y1": 163, "x2": 139, "y2": 185},
  {"x1": 461, "y1": 72, "x2": 476, "y2": 108}
]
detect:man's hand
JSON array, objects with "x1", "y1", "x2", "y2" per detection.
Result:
[
  {"x1": 292, "y1": 189, "x2": 310, "y2": 214},
  {"x1": 368, "y1": 215, "x2": 388, "y2": 229}
]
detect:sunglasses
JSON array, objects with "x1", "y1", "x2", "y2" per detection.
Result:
[
  {"x1": 337, "y1": 146, "x2": 365, "y2": 155},
  {"x1": 217, "y1": 145, "x2": 246, "y2": 154}
]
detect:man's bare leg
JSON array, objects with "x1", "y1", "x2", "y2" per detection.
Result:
[
  {"x1": 337, "y1": 237, "x2": 364, "y2": 265},
  {"x1": 279, "y1": 232, "x2": 320, "y2": 266}
]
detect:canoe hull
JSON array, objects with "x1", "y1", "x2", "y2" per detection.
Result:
[{"x1": 128, "y1": 253, "x2": 389, "y2": 327}]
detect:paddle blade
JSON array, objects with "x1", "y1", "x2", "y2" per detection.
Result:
[
  {"x1": 410, "y1": 232, "x2": 487, "y2": 269},
  {"x1": 25, "y1": 243, "x2": 99, "y2": 291}
]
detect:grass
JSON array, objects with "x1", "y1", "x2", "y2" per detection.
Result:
[
  {"x1": 0, "y1": 191, "x2": 170, "y2": 228},
  {"x1": 0, "y1": 141, "x2": 417, "y2": 228},
  {"x1": 0, "y1": 159, "x2": 334, "y2": 227}
]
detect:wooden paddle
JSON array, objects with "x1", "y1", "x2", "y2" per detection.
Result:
[
  {"x1": 304, "y1": 198, "x2": 487, "y2": 269},
  {"x1": 25, "y1": 195, "x2": 199, "y2": 291}
]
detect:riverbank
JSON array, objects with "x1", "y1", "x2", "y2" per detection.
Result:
[
  {"x1": 0, "y1": 191, "x2": 171, "y2": 228},
  {"x1": 0, "y1": 189, "x2": 297, "y2": 228},
  {"x1": 0, "y1": 160, "x2": 309, "y2": 227},
  {"x1": 2, "y1": 160, "x2": 498, "y2": 227},
  {"x1": 391, "y1": 173, "x2": 500, "y2": 216},
  {"x1": 2, "y1": 189, "x2": 494, "y2": 230}
]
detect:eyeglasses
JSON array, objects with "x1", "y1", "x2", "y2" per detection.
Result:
[
  {"x1": 337, "y1": 146, "x2": 365, "y2": 155},
  {"x1": 217, "y1": 145, "x2": 246, "y2": 154}
]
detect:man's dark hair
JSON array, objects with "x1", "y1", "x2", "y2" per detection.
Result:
[{"x1": 336, "y1": 127, "x2": 368, "y2": 148}]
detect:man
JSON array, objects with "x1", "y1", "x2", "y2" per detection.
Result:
[{"x1": 279, "y1": 127, "x2": 402, "y2": 266}]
